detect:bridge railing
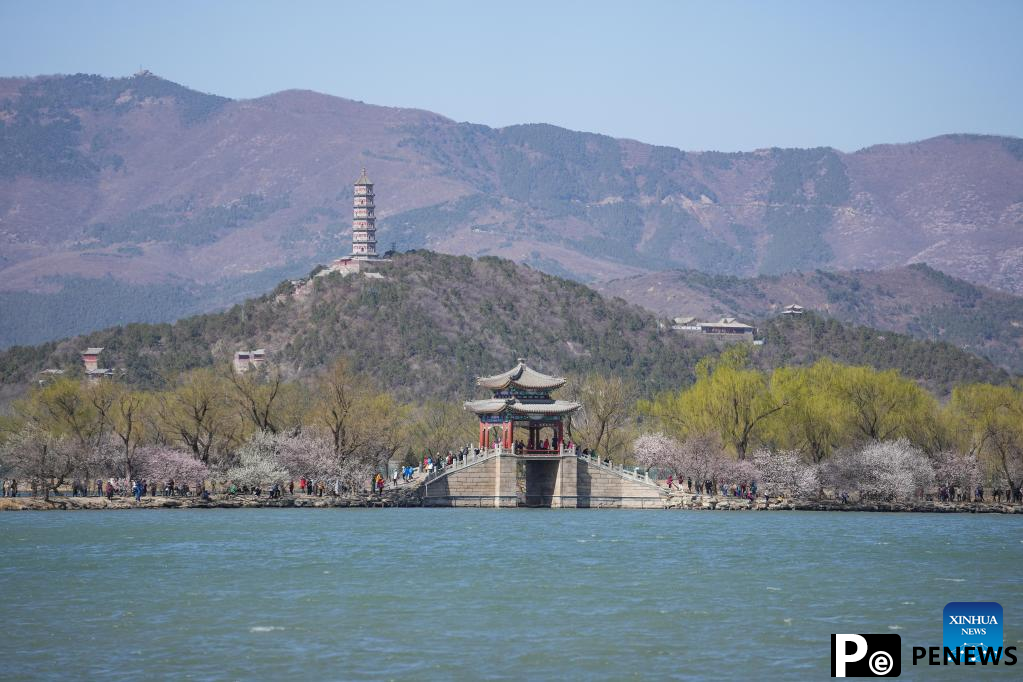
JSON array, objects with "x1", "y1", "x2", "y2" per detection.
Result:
[
  {"x1": 420, "y1": 445, "x2": 665, "y2": 489},
  {"x1": 421, "y1": 445, "x2": 504, "y2": 484},
  {"x1": 575, "y1": 450, "x2": 664, "y2": 488}
]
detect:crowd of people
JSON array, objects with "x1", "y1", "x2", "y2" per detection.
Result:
[
  {"x1": 512, "y1": 436, "x2": 574, "y2": 454},
  {"x1": 0, "y1": 474, "x2": 375, "y2": 500},
  {"x1": 655, "y1": 472, "x2": 1023, "y2": 506},
  {"x1": 938, "y1": 484, "x2": 1022, "y2": 503},
  {"x1": 663, "y1": 474, "x2": 761, "y2": 501}
]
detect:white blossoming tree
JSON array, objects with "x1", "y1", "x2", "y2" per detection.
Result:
[
  {"x1": 823, "y1": 439, "x2": 934, "y2": 501},
  {"x1": 634, "y1": 432, "x2": 753, "y2": 489},
  {"x1": 632, "y1": 433, "x2": 679, "y2": 472},
  {"x1": 932, "y1": 450, "x2": 979, "y2": 494},
  {"x1": 751, "y1": 449, "x2": 819, "y2": 498},
  {"x1": 136, "y1": 446, "x2": 210, "y2": 490},
  {"x1": 226, "y1": 432, "x2": 291, "y2": 488}
]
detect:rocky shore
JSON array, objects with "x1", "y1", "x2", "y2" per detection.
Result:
[
  {"x1": 662, "y1": 492, "x2": 1023, "y2": 514},
  {"x1": 2, "y1": 489, "x2": 1021, "y2": 513},
  {"x1": 0, "y1": 487, "x2": 423, "y2": 511}
]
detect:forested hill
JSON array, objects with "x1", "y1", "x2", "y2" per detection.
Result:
[
  {"x1": 0, "y1": 252, "x2": 711, "y2": 399},
  {"x1": 0, "y1": 253, "x2": 1010, "y2": 400}
]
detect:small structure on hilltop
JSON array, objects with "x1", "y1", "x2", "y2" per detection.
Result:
[
  {"x1": 671, "y1": 316, "x2": 700, "y2": 331},
  {"x1": 233, "y1": 348, "x2": 267, "y2": 373},
  {"x1": 781, "y1": 304, "x2": 805, "y2": 316},
  {"x1": 81, "y1": 347, "x2": 114, "y2": 382},
  {"x1": 698, "y1": 317, "x2": 755, "y2": 336},
  {"x1": 37, "y1": 368, "x2": 65, "y2": 386},
  {"x1": 464, "y1": 359, "x2": 581, "y2": 453},
  {"x1": 671, "y1": 316, "x2": 756, "y2": 336},
  {"x1": 81, "y1": 347, "x2": 103, "y2": 372}
]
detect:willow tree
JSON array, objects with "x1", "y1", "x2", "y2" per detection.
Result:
[
  {"x1": 158, "y1": 368, "x2": 239, "y2": 465},
  {"x1": 91, "y1": 382, "x2": 151, "y2": 486},
  {"x1": 640, "y1": 345, "x2": 784, "y2": 459},
  {"x1": 310, "y1": 358, "x2": 408, "y2": 472},
  {"x1": 408, "y1": 401, "x2": 476, "y2": 460},
  {"x1": 769, "y1": 361, "x2": 849, "y2": 463},
  {"x1": 227, "y1": 366, "x2": 307, "y2": 436},
  {"x1": 833, "y1": 364, "x2": 940, "y2": 448},
  {"x1": 948, "y1": 383, "x2": 1023, "y2": 491},
  {"x1": 566, "y1": 373, "x2": 637, "y2": 462},
  {"x1": 18, "y1": 378, "x2": 105, "y2": 449}
]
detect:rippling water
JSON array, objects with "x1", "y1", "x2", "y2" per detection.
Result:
[{"x1": 1, "y1": 510, "x2": 1021, "y2": 680}]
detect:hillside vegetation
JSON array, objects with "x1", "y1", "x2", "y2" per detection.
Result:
[
  {"x1": 598, "y1": 263, "x2": 1023, "y2": 373},
  {"x1": 0, "y1": 253, "x2": 1009, "y2": 401}
]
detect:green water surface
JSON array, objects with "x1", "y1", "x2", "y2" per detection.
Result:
[{"x1": 1, "y1": 510, "x2": 1020, "y2": 680}]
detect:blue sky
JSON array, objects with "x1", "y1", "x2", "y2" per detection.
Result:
[{"x1": 1, "y1": 0, "x2": 1020, "y2": 151}]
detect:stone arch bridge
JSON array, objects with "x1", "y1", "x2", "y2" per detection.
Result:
[{"x1": 420, "y1": 447, "x2": 665, "y2": 508}]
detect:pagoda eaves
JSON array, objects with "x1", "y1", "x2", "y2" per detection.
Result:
[
  {"x1": 476, "y1": 359, "x2": 567, "y2": 391},
  {"x1": 463, "y1": 398, "x2": 581, "y2": 417}
]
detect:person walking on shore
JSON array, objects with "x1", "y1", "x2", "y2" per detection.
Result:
[{"x1": 392, "y1": 468, "x2": 399, "y2": 488}]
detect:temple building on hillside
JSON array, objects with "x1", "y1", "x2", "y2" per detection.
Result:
[
  {"x1": 81, "y1": 347, "x2": 114, "y2": 382},
  {"x1": 698, "y1": 317, "x2": 755, "y2": 335},
  {"x1": 233, "y1": 348, "x2": 267, "y2": 373},
  {"x1": 81, "y1": 347, "x2": 103, "y2": 372},
  {"x1": 464, "y1": 359, "x2": 581, "y2": 453}
]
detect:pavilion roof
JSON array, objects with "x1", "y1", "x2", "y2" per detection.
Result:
[
  {"x1": 463, "y1": 398, "x2": 581, "y2": 417},
  {"x1": 476, "y1": 359, "x2": 567, "y2": 391},
  {"x1": 355, "y1": 168, "x2": 372, "y2": 186}
]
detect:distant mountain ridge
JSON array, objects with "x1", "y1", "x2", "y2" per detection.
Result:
[
  {"x1": 596, "y1": 263, "x2": 1023, "y2": 373},
  {"x1": 1, "y1": 72, "x2": 1022, "y2": 346}
]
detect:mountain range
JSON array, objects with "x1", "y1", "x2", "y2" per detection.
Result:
[{"x1": 2, "y1": 72, "x2": 1023, "y2": 349}]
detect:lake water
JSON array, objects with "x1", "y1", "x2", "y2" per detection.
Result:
[{"x1": 1, "y1": 510, "x2": 1021, "y2": 680}]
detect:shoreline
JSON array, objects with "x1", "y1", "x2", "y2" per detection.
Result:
[{"x1": 1, "y1": 492, "x2": 1021, "y2": 513}]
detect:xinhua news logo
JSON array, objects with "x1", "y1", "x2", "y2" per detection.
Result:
[
  {"x1": 943, "y1": 601, "x2": 1003, "y2": 663},
  {"x1": 831, "y1": 634, "x2": 901, "y2": 677}
]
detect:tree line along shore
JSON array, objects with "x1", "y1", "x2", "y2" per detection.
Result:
[{"x1": 1, "y1": 346, "x2": 1021, "y2": 511}]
